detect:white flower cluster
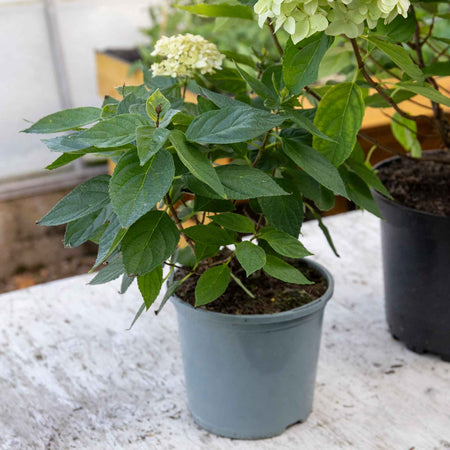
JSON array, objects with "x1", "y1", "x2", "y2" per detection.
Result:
[
  {"x1": 151, "y1": 34, "x2": 225, "y2": 78},
  {"x1": 254, "y1": 0, "x2": 410, "y2": 43}
]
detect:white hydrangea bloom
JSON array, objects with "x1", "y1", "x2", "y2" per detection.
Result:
[
  {"x1": 254, "y1": 0, "x2": 411, "y2": 43},
  {"x1": 151, "y1": 34, "x2": 225, "y2": 78}
]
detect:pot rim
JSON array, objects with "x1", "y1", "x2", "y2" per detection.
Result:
[
  {"x1": 372, "y1": 154, "x2": 450, "y2": 222},
  {"x1": 170, "y1": 258, "x2": 334, "y2": 325}
]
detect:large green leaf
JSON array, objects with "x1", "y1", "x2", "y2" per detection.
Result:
[
  {"x1": 169, "y1": 130, "x2": 226, "y2": 198},
  {"x1": 78, "y1": 114, "x2": 147, "y2": 148},
  {"x1": 263, "y1": 255, "x2": 312, "y2": 285},
  {"x1": 235, "y1": 241, "x2": 266, "y2": 276},
  {"x1": 210, "y1": 213, "x2": 255, "y2": 233},
  {"x1": 122, "y1": 211, "x2": 180, "y2": 276},
  {"x1": 259, "y1": 227, "x2": 312, "y2": 258},
  {"x1": 22, "y1": 107, "x2": 101, "y2": 133},
  {"x1": 136, "y1": 126, "x2": 170, "y2": 165},
  {"x1": 283, "y1": 34, "x2": 334, "y2": 95},
  {"x1": 178, "y1": 3, "x2": 253, "y2": 19},
  {"x1": 216, "y1": 165, "x2": 289, "y2": 199},
  {"x1": 195, "y1": 265, "x2": 231, "y2": 306},
  {"x1": 282, "y1": 138, "x2": 348, "y2": 196},
  {"x1": 42, "y1": 133, "x2": 93, "y2": 153},
  {"x1": 366, "y1": 36, "x2": 423, "y2": 81},
  {"x1": 110, "y1": 149, "x2": 174, "y2": 227},
  {"x1": 185, "y1": 106, "x2": 284, "y2": 144},
  {"x1": 39, "y1": 175, "x2": 111, "y2": 226},
  {"x1": 89, "y1": 255, "x2": 126, "y2": 285},
  {"x1": 183, "y1": 224, "x2": 236, "y2": 246},
  {"x1": 138, "y1": 266, "x2": 163, "y2": 309},
  {"x1": 313, "y1": 82, "x2": 364, "y2": 166},
  {"x1": 258, "y1": 193, "x2": 303, "y2": 237},
  {"x1": 235, "y1": 63, "x2": 278, "y2": 104}
]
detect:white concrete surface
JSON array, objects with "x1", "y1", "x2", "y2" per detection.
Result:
[
  {"x1": 0, "y1": 0, "x2": 156, "y2": 180},
  {"x1": 0, "y1": 211, "x2": 449, "y2": 449}
]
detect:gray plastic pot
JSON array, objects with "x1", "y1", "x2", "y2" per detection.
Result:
[{"x1": 171, "y1": 259, "x2": 334, "y2": 439}]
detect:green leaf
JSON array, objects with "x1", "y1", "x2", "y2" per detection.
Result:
[
  {"x1": 136, "y1": 126, "x2": 170, "y2": 165},
  {"x1": 184, "y1": 223, "x2": 236, "y2": 246},
  {"x1": 45, "y1": 153, "x2": 83, "y2": 170},
  {"x1": 230, "y1": 272, "x2": 255, "y2": 298},
  {"x1": 110, "y1": 149, "x2": 174, "y2": 227},
  {"x1": 394, "y1": 82, "x2": 450, "y2": 107},
  {"x1": 120, "y1": 274, "x2": 135, "y2": 294},
  {"x1": 307, "y1": 208, "x2": 340, "y2": 257},
  {"x1": 138, "y1": 266, "x2": 163, "y2": 309},
  {"x1": 283, "y1": 34, "x2": 334, "y2": 95},
  {"x1": 195, "y1": 265, "x2": 231, "y2": 306},
  {"x1": 89, "y1": 255, "x2": 125, "y2": 285},
  {"x1": 146, "y1": 89, "x2": 171, "y2": 123},
  {"x1": 423, "y1": 61, "x2": 450, "y2": 78},
  {"x1": 263, "y1": 255, "x2": 313, "y2": 285},
  {"x1": 313, "y1": 82, "x2": 364, "y2": 166},
  {"x1": 283, "y1": 138, "x2": 348, "y2": 196},
  {"x1": 366, "y1": 36, "x2": 423, "y2": 81},
  {"x1": 259, "y1": 227, "x2": 312, "y2": 258},
  {"x1": 339, "y1": 167, "x2": 382, "y2": 217},
  {"x1": 193, "y1": 196, "x2": 235, "y2": 212},
  {"x1": 235, "y1": 241, "x2": 266, "y2": 276},
  {"x1": 39, "y1": 175, "x2": 111, "y2": 226},
  {"x1": 92, "y1": 214, "x2": 127, "y2": 270},
  {"x1": 390, "y1": 112, "x2": 421, "y2": 157},
  {"x1": 177, "y1": 3, "x2": 253, "y2": 19},
  {"x1": 78, "y1": 114, "x2": 147, "y2": 148},
  {"x1": 169, "y1": 130, "x2": 226, "y2": 198},
  {"x1": 185, "y1": 106, "x2": 284, "y2": 144},
  {"x1": 210, "y1": 213, "x2": 255, "y2": 233},
  {"x1": 258, "y1": 193, "x2": 303, "y2": 237},
  {"x1": 22, "y1": 107, "x2": 101, "y2": 133},
  {"x1": 122, "y1": 211, "x2": 180, "y2": 276},
  {"x1": 42, "y1": 133, "x2": 92, "y2": 153},
  {"x1": 346, "y1": 159, "x2": 392, "y2": 198},
  {"x1": 216, "y1": 165, "x2": 289, "y2": 199},
  {"x1": 64, "y1": 205, "x2": 112, "y2": 248},
  {"x1": 222, "y1": 51, "x2": 256, "y2": 68},
  {"x1": 374, "y1": 13, "x2": 416, "y2": 43},
  {"x1": 194, "y1": 243, "x2": 220, "y2": 262},
  {"x1": 235, "y1": 63, "x2": 278, "y2": 103},
  {"x1": 286, "y1": 109, "x2": 335, "y2": 142},
  {"x1": 128, "y1": 303, "x2": 146, "y2": 330}
]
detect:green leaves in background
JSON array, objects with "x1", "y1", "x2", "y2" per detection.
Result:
[
  {"x1": 39, "y1": 175, "x2": 111, "y2": 226},
  {"x1": 138, "y1": 266, "x2": 163, "y2": 309},
  {"x1": 282, "y1": 138, "x2": 347, "y2": 196},
  {"x1": 110, "y1": 149, "x2": 174, "y2": 227},
  {"x1": 78, "y1": 114, "x2": 147, "y2": 148},
  {"x1": 22, "y1": 107, "x2": 101, "y2": 133},
  {"x1": 195, "y1": 264, "x2": 231, "y2": 306},
  {"x1": 390, "y1": 112, "x2": 421, "y2": 157},
  {"x1": 122, "y1": 211, "x2": 180, "y2": 276},
  {"x1": 186, "y1": 106, "x2": 284, "y2": 144},
  {"x1": 283, "y1": 34, "x2": 334, "y2": 95},
  {"x1": 136, "y1": 126, "x2": 170, "y2": 165},
  {"x1": 263, "y1": 255, "x2": 312, "y2": 285},
  {"x1": 178, "y1": 3, "x2": 253, "y2": 19},
  {"x1": 394, "y1": 82, "x2": 450, "y2": 108},
  {"x1": 235, "y1": 241, "x2": 266, "y2": 276},
  {"x1": 313, "y1": 82, "x2": 364, "y2": 166},
  {"x1": 259, "y1": 227, "x2": 312, "y2": 259},
  {"x1": 169, "y1": 130, "x2": 226, "y2": 198}
]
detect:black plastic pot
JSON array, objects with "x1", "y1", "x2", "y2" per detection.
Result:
[{"x1": 373, "y1": 157, "x2": 450, "y2": 361}]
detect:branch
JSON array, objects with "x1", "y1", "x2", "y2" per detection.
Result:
[{"x1": 266, "y1": 18, "x2": 283, "y2": 56}]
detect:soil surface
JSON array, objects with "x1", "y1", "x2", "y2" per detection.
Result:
[
  {"x1": 175, "y1": 251, "x2": 328, "y2": 315},
  {"x1": 0, "y1": 256, "x2": 97, "y2": 294},
  {"x1": 377, "y1": 151, "x2": 450, "y2": 217}
]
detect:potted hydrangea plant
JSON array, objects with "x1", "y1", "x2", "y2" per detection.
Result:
[{"x1": 23, "y1": 0, "x2": 414, "y2": 439}]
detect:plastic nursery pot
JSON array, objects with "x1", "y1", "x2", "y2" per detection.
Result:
[
  {"x1": 171, "y1": 259, "x2": 334, "y2": 439},
  {"x1": 373, "y1": 156, "x2": 450, "y2": 361}
]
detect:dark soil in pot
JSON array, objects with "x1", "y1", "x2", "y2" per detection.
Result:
[
  {"x1": 377, "y1": 150, "x2": 450, "y2": 216},
  {"x1": 175, "y1": 251, "x2": 328, "y2": 315}
]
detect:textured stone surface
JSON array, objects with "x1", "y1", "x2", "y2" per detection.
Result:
[{"x1": 1, "y1": 211, "x2": 449, "y2": 449}]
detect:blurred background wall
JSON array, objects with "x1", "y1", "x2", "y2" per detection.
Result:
[{"x1": 0, "y1": 0, "x2": 155, "y2": 181}]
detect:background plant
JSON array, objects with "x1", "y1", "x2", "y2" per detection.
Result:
[{"x1": 23, "y1": 0, "x2": 448, "y2": 323}]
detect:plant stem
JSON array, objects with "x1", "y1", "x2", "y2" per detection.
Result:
[
  {"x1": 266, "y1": 18, "x2": 283, "y2": 56},
  {"x1": 252, "y1": 132, "x2": 270, "y2": 167},
  {"x1": 165, "y1": 193, "x2": 196, "y2": 253}
]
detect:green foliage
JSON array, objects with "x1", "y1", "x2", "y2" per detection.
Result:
[{"x1": 30, "y1": 4, "x2": 448, "y2": 318}]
